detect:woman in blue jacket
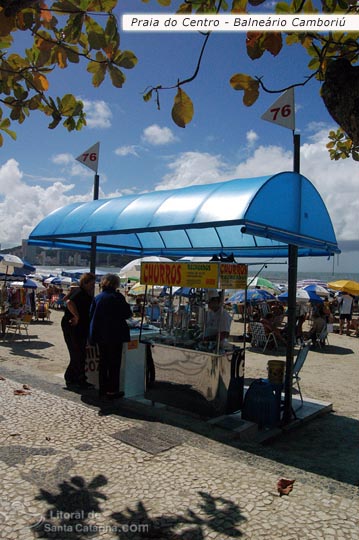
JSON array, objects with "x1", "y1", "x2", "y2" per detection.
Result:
[{"x1": 89, "y1": 274, "x2": 132, "y2": 400}]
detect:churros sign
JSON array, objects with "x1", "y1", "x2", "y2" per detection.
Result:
[
  {"x1": 140, "y1": 262, "x2": 247, "y2": 289},
  {"x1": 219, "y1": 263, "x2": 247, "y2": 289}
]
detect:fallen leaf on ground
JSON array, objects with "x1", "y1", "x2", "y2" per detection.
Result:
[
  {"x1": 14, "y1": 389, "x2": 31, "y2": 396},
  {"x1": 277, "y1": 478, "x2": 295, "y2": 496}
]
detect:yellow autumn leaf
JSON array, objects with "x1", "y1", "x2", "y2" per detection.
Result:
[
  {"x1": 171, "y1": 88, "x2": 194, "y2": 128},
  {"x1": 57, "y1": 48, "x2": 67, "y2": 69},
  {"x1": 230, "y1": 73, "x2": 257, "y2": 91},
  {"x1": 230, "y1": 73, "x2": 259, "y2": 106},
  {"x1": 33, "y1": 72, "x2": 49, "y2": 92}
]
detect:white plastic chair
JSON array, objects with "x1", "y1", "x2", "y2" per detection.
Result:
[
  {"x1": 5, "y1": 313, "x2": 32, "y2": 341},
  {"x1": 250, "y1": 322, "x2": 278, "y2": 352},
  {"x1": 292, "y1": 345, "x2": 310, "y2": 407}
]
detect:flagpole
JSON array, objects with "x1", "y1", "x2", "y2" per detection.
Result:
[
  {"x1": 261, "y1": 89, "x2": 297, "y2": 426},
  {"x1": 75, "y1": 142, "x2": 100, "y2": 275},
  {"x1": 282, "y1": 132, "x2": 300, "y2": 425},
  {"x1": 90, "y1": 173, "x2": 99, "y2": 274}
]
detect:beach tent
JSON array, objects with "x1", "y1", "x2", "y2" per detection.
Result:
[
  {"x1": 28, "y1": 173, "x2": 339, "y2": 258},
  {"x1": 27, "y1": 173, "x2": 340, "y2": 424}
]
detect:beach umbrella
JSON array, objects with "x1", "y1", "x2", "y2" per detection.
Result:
[
  {"x1": 127, "y1": 282, "x2": 162, "y2": 296},
  {"x1": 278, "y1": 288, "x2": 323, "y2": 303},
  {"x1": 327, "y1": 280, "x2": 359, "y2": 296},
  {"x1": 227, "y1": 289, "x2": 276, "y2": 304},
  {"x1": 61, "y1": 268, "x2": 108, "y2": 280},
  {"x1": 297, "y1": 278, "x2": 328, "y2": 289},
  {"x1": 9, "y1": 278, "x2": 41, "y2": 289},
  {"x1": 302, "y1": 284, "x2": 329, "y2": 296},
  {"x1": 44, "y1": 276, "x2": 78, "y2": 286},
  {"x1": 0, "y1": 254, "x2": 24, "y2": 273},
  {"x1": 247, "y1": 276, "x2": 281, "y2": 292}
]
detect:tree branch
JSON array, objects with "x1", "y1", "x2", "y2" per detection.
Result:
[{"x1": 256, "y1": 71, "x2": 318, "y2": 94}]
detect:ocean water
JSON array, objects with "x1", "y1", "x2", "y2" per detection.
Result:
[{"x1": 260, "y1": 270, "x2": 359, "y2": 286}]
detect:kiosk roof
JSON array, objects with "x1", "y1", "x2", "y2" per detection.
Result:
[{"x1": 28, "y1": 172, "x2": 340, "y2": 258}]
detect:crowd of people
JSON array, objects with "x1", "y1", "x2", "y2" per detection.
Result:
[
  {"x1": 244, "y1": 290, "x2": 359, "y2": 350},
  {"x1": 2, "y1": 271, "x2": 358, "y2": 391}
]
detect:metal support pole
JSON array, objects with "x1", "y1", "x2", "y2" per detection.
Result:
[
  {"x1": 90, "y1": 173, "x2": 99, "y2": 275},
  {"x1": 282, "y1": 133, "x2": 300, "y2": 425}
]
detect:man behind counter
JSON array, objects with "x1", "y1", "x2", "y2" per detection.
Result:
[{"x1": 204, "y1": 296, "x2": 232, "y2": 341}]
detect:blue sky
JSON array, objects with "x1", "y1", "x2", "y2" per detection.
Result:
[{"x1": 0, "y1": 0, "x2": 358, "y2": 273}]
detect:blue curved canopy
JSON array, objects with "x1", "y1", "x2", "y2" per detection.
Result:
[{"x1": 28, "y1": 172, "x2": 340, "y2": 258}]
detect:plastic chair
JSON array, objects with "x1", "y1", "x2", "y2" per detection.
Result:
[
  {"x1": 5, "y1": 313, "x2": 32, "y2": 341},
  {"x1": 292, "y1": 345, "x2": 310, "y2": 407},
  {"x1": 250, "y1": 322, "x2": 278, "y2": 352},
  {"x1": 145, "y1": 304, "x2": 161, "y2": 323},
  {"x1": 316, "y1": 326, "x2": 329, "y2": 348}
]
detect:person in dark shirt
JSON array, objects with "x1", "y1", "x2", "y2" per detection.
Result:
[
  {"x1": 61, "y1": 272, "x2": 96, "y2": 389},
  {"x1": 89, "y1": 273, "x2": 132, "y2": 400}
]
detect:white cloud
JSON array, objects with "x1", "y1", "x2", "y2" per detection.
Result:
[
  {"x1": 0, "y1": 159, "x2": 91, "y2": 246},
  {"x1": 81, "y1": 99, "x2": 112, "y2": 129},
  {"x1": 142, "y1": 124, "x2": 177, "y2": 146},
  {"x1": 114, "y1": 145, "x2": 140, "y2": 157},
  {"x1": 50, "y1": 152, "x2": 94, "y2": 178},
  {"x1": 156, "y1": 152, "x2": 231, "y2": 190},
  {"x1": 51, "y1": 153, "x2": 73, "y2": 165},
  {"x1": 246, "y1": 130, "x2": 259, "y2": 145}
]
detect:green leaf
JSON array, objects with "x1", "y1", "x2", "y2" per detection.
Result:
[
  {"x1": 143, "y1": 89, "x2": 153, "y2": 102},
  {"x1": 60, "y1": 94, "x2": 77, "y2": 116},
  {"x1": 65, "y1": 46, "x2": 80, "y2": 64},
  {"x1": 105, "y1": 14, "x2": 119, "y2": 46},
  {"x1": 231, "y1": 0, "x2": 247, "y2": 12},
  {"x1": 0, "y1": 116, "x2": 13, "y2": 131},
  {"x1": 63, "y1": 13, "x2": 84, "y2": 43},
  {"x1": 48, "y1": 115, "x2": 62, "y2": 129},
  {"x1": 0, "y1": 34, "x2": 13, "y2": 49},
  {"x1": 87, "y1": 60, "x2": 107, "y2": 87},
  {"x1": 88, "y1": 0, "x2": 117, "y2": 10},
  {"x1": 116, "y1": 50, "x2": 138, "y2": 69},
  {"x1": 177, "y1": 3, "x2": 192, "y2": 13},
  {"x1": 109, "y1": 65, "x2": 126, "y2": 88},
  {"x1": 85, "y1": 16, "x2": 106, "y2": 50},
  {"x1": 171, "y1": 87, "x2": 194, "y2": 128},
  {"x1": 275, "y1": 2, "x2": 291, "y2": 13}
]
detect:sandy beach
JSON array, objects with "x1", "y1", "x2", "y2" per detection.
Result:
[{"x1": 0, "y1": 308, "x2": 358, "y2": 490}]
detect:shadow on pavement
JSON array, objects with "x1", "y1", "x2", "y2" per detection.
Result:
[
  {"x1": 0, "y1": 339, "x2": 54, "y2": 359},
  {"x1": 311, "y1": 344, "x2": 354, "y2": 355},
  {"x1": 239, "y1": 412, "x2": 359, "y2": 488},
  {"x1": 30, "y1": 472, "x2": 246, "y2": 539}
]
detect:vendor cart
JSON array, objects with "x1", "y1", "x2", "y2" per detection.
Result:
[{"x1": 138, "y1": 260, "x2": 248, "y2": 417}]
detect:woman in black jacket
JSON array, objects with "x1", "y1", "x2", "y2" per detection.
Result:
[
  {"x1": 89, "y1": 273, "x2": 132, "y2": 400},
  {"x1": 62, "y1": 272, "x2": 96, "y2": 388}
]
